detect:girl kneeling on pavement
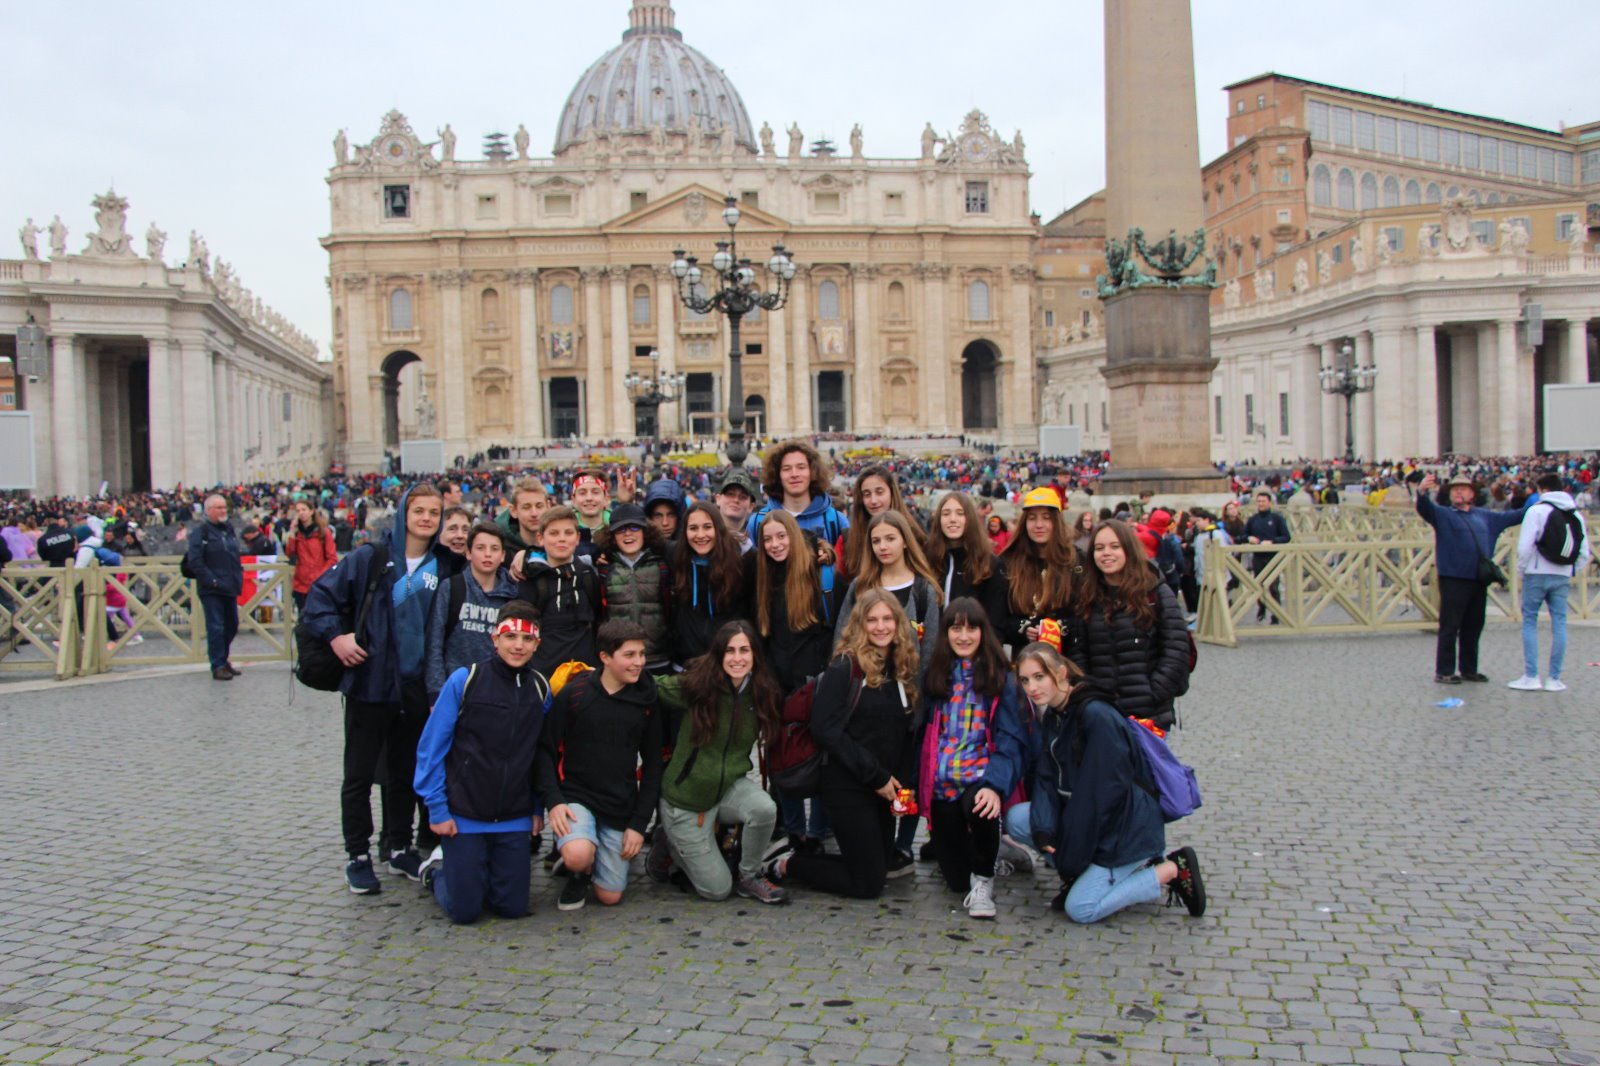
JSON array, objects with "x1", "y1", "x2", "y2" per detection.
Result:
[
  {"x1": 651, "y1": 621, "x2": 789, "y2": 905},
  {"x1": 918, "y1": 597, "x2": 1032, "y2": 919},
  {"x1": 1017, "y1": 642, "x2": 1206, "y2": 923},
  {"x1": 764, "y1": 589, "x2": 923, "y2": 900}
]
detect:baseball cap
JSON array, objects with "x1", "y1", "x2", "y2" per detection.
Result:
[
  {"x1": 717, "y1": 467, "x2": 761, "y2": 500},
  {"x1": 607, "y1": 503, "x2": 648, "y2": 532}
]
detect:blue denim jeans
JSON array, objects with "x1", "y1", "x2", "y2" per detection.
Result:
[
  {"x1": 1064, "y1": 859, "x2": 1163, "y2": 924},
  {"x1": 199, "y1": 592, "x2": 238, "y2": 671},
  {"x1": 777, "y1": 789, "x2": 828, "y2": 840},
  {"x1": 432, "y1": 830, "x2": 531, "y2": 924},
  {"x1": 1003, "y1": 802, "x2": 1032, "y2": 846},
  {"x1": 1521, "y1": 573, "x2": 1570, "y2": 680}
]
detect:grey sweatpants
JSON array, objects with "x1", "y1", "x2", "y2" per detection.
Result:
[{"x1": 658, "y1": 776, "x2": 777, "y2": 900}]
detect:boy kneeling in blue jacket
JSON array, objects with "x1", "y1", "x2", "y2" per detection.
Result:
[{"x1": 413, "y1": 601, "x2": 552, "y2": 924}]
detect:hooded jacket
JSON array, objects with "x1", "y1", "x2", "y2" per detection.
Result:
[
  {"x1": 284, "y1": 520, "x2": 338, "y2": 595},
  {"x1": 747, "y1": 549, "x2": 841, "y2": 694},
  {"x1": 642, "y1": 478, "x2": 688, "y2": 522},
  {"x1": 655, "y1": 674, "x2": 761, "y2": 813},
  {"x1": 301, "y1": 484, "x2": 440, "y2": 702},
  {"x1": 518, "y1": 554, "x2": 600, "y2": 677},
  {"x1": 744, "y1": 492, "x2": 849, "y2": 547},
  {"x1": 1517, "y1": 491, "x2": 1591, "y2": 577},
  {"x1": 669, "y1": 555, "x2": 750, "y2": 666},
  {"x1": 424, "y1": 566, "x2": 522, "y2": 699},
  {"x1": 534, "y1": 670, "x2": 664, "y2": 834},
  {"x1": 1068, "y1": 578, "x2": 1190, "y2": 730},
  {"x1": 1030, "y1": 679, "x2": 1165, "y2": 883}
]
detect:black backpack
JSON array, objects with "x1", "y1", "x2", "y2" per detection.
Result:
[
  {"x1": 1533, "y1": 504, "x2": 1585, "y2": 567},
  {"x1": 293, "y1": 542, "x2": 390, "y2": 692}
]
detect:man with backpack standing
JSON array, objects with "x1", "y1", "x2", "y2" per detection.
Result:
[
  {"x1": 185, "y1": 494, "x2": 244, "y2": 681},
  {"x1": 1508, "y1": 473, "x2": 1590, "y2": 692}
]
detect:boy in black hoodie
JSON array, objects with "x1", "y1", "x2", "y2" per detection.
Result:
[
  {"x1": 518, "y1": 506, "x2": 601, "y2": 678},
  {"x1": 534, "y1": 619, "x2": 664, "y2": 911}
]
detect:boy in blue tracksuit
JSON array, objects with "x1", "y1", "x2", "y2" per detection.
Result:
[
  {"x1": 302, "y1": 483, "x2": 444, "y2": 894},
  {"x1": 414, "y1": 600, "x2": 552, "y2": 924}
]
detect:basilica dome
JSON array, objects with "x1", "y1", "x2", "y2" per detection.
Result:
[{"x1": 553, "y1": 0, "x2": 756, "y2": 156}]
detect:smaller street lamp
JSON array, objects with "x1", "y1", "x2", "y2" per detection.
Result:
[
  {"x1": 1318, "y1": 339, "x2": 1377, "y2": 464},
  {"x1": 624, "y1": 348, "x2": 687, "y2": 453}
]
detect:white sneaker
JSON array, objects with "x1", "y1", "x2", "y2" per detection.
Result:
[
  {"x1": 962, "y1": 873, "x2": 996, "y2": 919},
  {"x1": 1507, "y1": 676, "x2": 1543, "y2": 692},
  {"x1": 1543, "y1": 679, "x2": 1567, "y2": 692},
  {"x1": 127, "y1": 633, "x2": 144, "y2": 646}
]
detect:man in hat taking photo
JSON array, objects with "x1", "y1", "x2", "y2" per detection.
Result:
[{"x1": 1416, "y1": 472, "x2": 1532, "y2": 685}]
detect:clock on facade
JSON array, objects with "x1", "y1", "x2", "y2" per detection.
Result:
[
  {"x1": 961, "y1": 134, "x2": 992, "y2": 162},
  {"x1": 379, "y1": 135, "x2": 413, "y2": 165}
]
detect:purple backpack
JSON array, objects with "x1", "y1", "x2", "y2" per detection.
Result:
[{"x1": 1120, "y1": 716, "x2": 1202, "y2": 822}]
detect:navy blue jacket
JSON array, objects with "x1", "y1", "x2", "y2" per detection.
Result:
[
  {"x1": 1031, "y1": 683, "x2": 1165, "y2": 883},
  {"x1": 1416, "y1": 493, "x2": 1530, "y2": 580},
  {"x1": 185, "y1": 519, "x2": 244, "y2": 598},
  {"x1": 301, "y1": 485, "x2": 439, "y2": 703},
  {"x1": 974, "y1": 672, "x2": 1039, "y2": 803}
]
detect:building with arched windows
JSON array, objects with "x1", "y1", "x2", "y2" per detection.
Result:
[{"x1": 325, "y1": 0, "x2": 1036, "y2": 467}]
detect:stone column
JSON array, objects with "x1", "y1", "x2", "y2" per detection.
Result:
[
  {"x1": 919, "y1": 264, "x2": 949, "y2": 433},
  {"x1": 1495, "y1": 319, "x2": 1520, "y2": 455},
  {"x1": 655, "y1": 269, "x2": 682, "y2": 436},
  {"x1": 1370, "y1": 327, "x2": 1403, "y2": 461},
  {"x1": 1297, "y1": 344, "x2": 1323, "y2": 462},
  {"x1": 1008, "y1": 264, "x2": 1036, "y2": 442},
  {"x1": 1317, "y1": 343, "x2": 1339, "y2": 460},
  {"x1": 179, "y1": 340, "x2": 214, "y2": 487},
  {"x1": 512, "y1": 269, "x2": 544, "y2": 442},
  {"x1": 1471, "y1": 324, "x2": 1497, "y2": 456},
  {"x1": 340, "y1": 272, "x2": 378, "y2": 469},
  {"x1": 1562, "y1": 319, "x2": 1591, "y2": 384},
  {"x1": 1350, "y1": 331, "x2": 1375, "y2": 461},
  {"x1": 582, "y1": 268, "x2": 607, "y2": 438},
  {"x1": 147, "y1": 337, "x2": 176, "y2": 488},
  {"x1": 215, "y1": 358, "x2": 233, "y2": 484},
  {"x1": 1412, "y1": 325, "x2": 1439, "y2": 457},
  {"x1": 434, "y1": 268, "x2": 468, "y2": 448},
  {"x1": 609, "y1": 269, "x2": 632, "y2": 438},
  {"x1": 1451, "y1": 330, "x2": 1481, "y2": 455},
  {"x1": 850, "y1": 265, "x2": 877, "y2": 432},
  {"x1": 789, "y1": 268, "x2": 812, "y2": 431},
  {"x1": 50, "y1": 333, "x2": 82, "y2": 497}
]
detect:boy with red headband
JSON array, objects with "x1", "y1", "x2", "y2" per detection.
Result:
[{"x1": 413, "y1": 600, "x2": 553, "y2": 924}]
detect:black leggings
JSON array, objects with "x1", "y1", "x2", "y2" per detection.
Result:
[
  {"x1": 786, "y1": 781, "x2": 893, "y2": 900},
  {"x1": 929, "y1": 782, "x2": 1000, "y2": 891}
]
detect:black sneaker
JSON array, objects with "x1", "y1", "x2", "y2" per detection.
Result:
[
  {"x1": 762, "y1": 845, "x2": 794, "y2": 883},
  {"x1": 645, "y1": 835, "x2": 675, "y2": 883},
  {"x1": 885, "y1": 850, "x2": 914, "y2": 879},
  {"x1": 345, "y1": 855, "x2": 381, "y2": 895},
  {"x1": 918, "y1": 839, "x2": 938, "y2": 861},
  {"x1": 419, "y1": 846, "x2": 443, "y2": 891},
  {"x1": 1050, "y1": 883, "x2": 1069, "y2": 914},
  {"x1": 1166, "y1": 847, "x2": 1206, "y2": 917},
  {"x1": 211, "y1": 667, "x2": 234, "y2": 681},
  {"x1": 557, "y1": 871, "x2": 590, "y2": 911},
  {"x1": 386, "y1": 848, "x2": 423, "y2": 882},
  {"x1": 1459, "y1": 672, "x2": 1489, "y2": 683},
  {"x1": 1434, "y1": 673, "x2": 1462, "y2": 685}
]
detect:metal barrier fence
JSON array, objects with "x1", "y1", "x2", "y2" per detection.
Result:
[
  {"x1": 0, "y1": 558, "x2": 295, "y2": 679},
  {"x1": 1196, "y1": 533, "x2": 1599, "y2": 647}
]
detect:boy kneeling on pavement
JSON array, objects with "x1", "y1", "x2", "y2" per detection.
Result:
[{"x1": 413, "y1": 601, "x2": 552, "y2": 924}]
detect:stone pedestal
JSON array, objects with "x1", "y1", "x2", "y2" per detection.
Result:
[{"x1": 1098, "y1": 287, "x2": 1227, "y2": 494}]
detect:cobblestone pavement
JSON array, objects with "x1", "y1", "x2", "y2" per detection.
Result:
[{"x1": 3, "y1": 625, "x2": 1599, "y2": 1065}]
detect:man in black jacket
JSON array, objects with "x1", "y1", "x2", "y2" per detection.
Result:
[
  {"x1": 1242, "y1": 491, "x2": 1291, "y2": 624},
  {"x1": 185, "y1": 494, "x2": 245, "y2": 680}
]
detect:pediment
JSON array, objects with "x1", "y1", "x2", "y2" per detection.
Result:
[
  {"x1": 602, "y1": 183, "x2": 790, "y2": 234},
  {"x1": 800, "y1": 172, "x2": 849, "y2": 190}
]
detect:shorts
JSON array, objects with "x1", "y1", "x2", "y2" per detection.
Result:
[{"x1": 554, "y1": 801, "x2": 632, "y2": 893}]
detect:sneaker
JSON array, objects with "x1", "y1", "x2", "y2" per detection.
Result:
[
  {"x1": 1459, "y1": 672, "x2": 1490, "y2": 683},
  {"x1": 345, "y1": 855, "x2": 381, "y2": 895},
  {"x1": 997, "y1": 837, "x2": 1035, "y2": 875},
  {"x1": 918, "y1": 839, "x2": 938, "y2": 861},
  {"x1": 762, "y1": 847, "x2": 793, "y2": 883},
  {"x1": 419, "y1": 846, "x2": 443, "y2": 891},
  {"x1": 885, "y1": 850, "x2": 914, "y2": 879},
  {"x1": 211, "y1": 667, "x2": 234, "y2": 681},
  {"x1": 1050, "y1": 883, "x2": 1069, "y2": 914},
  {"x1": 762, "y1": 834, "x2": 797, "y2": 861},
  {"x1": 735, "y1": 874, "x2": 789, "y2": 905},
  {"x1": 962, "y1": 873, "x2": 997, "y2": 919},
  {"x1": 127, "y1": 633, "x2": 145, "y2": 646},
  {"x1": 1544, "y1": 679, "x2": 1568, "y2": 692},
  {"x1": 1434, "y1": 673, "x2": 1462, "y2": 685},
  {"x1": 1165, "y1": 846, "x2": 1206, "y2": 917},
  {"x1": 557, "y1": 871, "x2": 590, "y2": 911},
  {"x1": 1507, "y1": 675, "x2": 1543, "y2": 692},
  {"x1": 645, "y1": 836, "x2": 675, "y2": 884},
  {"x1": 387, "y1": 848, "x2": 423, "y2": 882}
]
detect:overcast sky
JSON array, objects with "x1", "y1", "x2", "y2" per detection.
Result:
[{"x1": 5, "y1": 0, "x2": 1596, "y2": 358}]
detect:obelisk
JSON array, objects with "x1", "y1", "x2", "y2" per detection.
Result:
[{"x1": 1097, "y1": 0, "x2": 1227, "y2": 494}]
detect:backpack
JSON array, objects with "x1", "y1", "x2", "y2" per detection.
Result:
[
  {"x1": 1120, "y1": 716, "x2": 1202, "y2": 822},
  {"x1": 768, "y1": 662, "x2": 864, "y2": 797},
  {"x1": 548, "y1": 660, "x2": 593, "y2": 695},
  {"x1": 443, "y1": 572, "x2": 468, "y2": 643},
  {"x1": 1533, "y1": 503, "x2": 1585, "y2": 567},
  {"x1": 818, "y1": 563, "x2": 836, "y2": 623},
  {"x1": 293, "y1": 542, "x2": 390, "y2": 692},
  {"x1": 753, "y1": 501, "x2": 844, "y2": 550}
]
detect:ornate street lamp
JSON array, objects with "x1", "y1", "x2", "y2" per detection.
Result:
[
  {"x1": 624, "y1": 348, "x2": 687, "y2": 453},
  {"x1": 669, "y1": 195, "x2": 797, "y2": 464},
  {"x1": 1318, "y1": 339, "x2": 1377, "y2": 464}
]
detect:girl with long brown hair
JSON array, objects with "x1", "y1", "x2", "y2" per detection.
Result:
[
  {"x1": 998, "y1": 488, "x2": 1083, "y2": 653},
  {"x1": 838, "y1": 465, "x2": 923, "y2": 579},
  {"x1": 924, "y1": 492, "x2": 1005, "y2": 630},
  {"x1": 651, "y1": 621, "x2": 787, "y2": 904},
  {"x1": 763, "y1": 589, "x2": 922, "y2": 900},
  {"x1": 669, "y1": 501, "x2": 748, "y2": 668}
]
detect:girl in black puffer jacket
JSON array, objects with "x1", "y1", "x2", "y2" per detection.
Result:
[{"x1": 1069, "y1": 520, "x2": 1191, "y2": 731}]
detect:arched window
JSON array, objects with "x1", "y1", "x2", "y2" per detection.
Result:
[
  {"x1": 1487, "y1": 192, "x2": 1502, "y2": 205},
  {"x1": 1360, "y1": 172, "x2": 1378, "y2": 210},
  {"x1": 550, "y1": 283, "x2": 574, "y2": 325},
  {"x1": 1312, "y1": 165, "x2": 1332, "y2": 206},
  {"x1": 480, "y1": 288, "x2": 501, "y2": 329},
  {"x1": 1336, "y1": 168, "x2": 1355, "y2": 210},
  {"x1": 818, "y1": 279, "x2": 840, "y2": 320},
  {"x1": 1446, "y1": 185, "x2": 1460, "y2": 199},
  {"x1": 887, "y1": 281, "x2": 907, "y2": 321},
  {"x1": 1425, "y1": 182, "x2": 1441, "y2": 204},
  {"x1": 968, "y1": 279, "x2": 991, "y2": 321},
  {"x1": 1404, "y1": 179, "x2": 1422, "y2": 205},
  {"x1": 632, "y1": 284, "x2": 651, "y2": 327},
  {"x1": 1382, "y1": 176, "x2": 1400, "y2": 207},
  {"x1": 389, "y1": 288, "x2": 413, "y2": 331}
]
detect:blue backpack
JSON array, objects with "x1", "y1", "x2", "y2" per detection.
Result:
[{"x1": 1119, "y1": 716, "x2": 1202, "y2": 822}]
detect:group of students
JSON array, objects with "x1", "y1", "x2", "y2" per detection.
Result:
[{"x1": 301, "y1": 438, "x2": 1207, "y2": 927}]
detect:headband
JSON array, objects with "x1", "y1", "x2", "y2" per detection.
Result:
[
  {"x1": 572, "y1": 474, "x2": 605, "y2": 490},
  {"x1": 496, "y1": 618, "x2": 540, "y2": 638}
]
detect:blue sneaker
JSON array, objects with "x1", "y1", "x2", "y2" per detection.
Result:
[{"x1": 345, "y1": 854, "x2": 381, "y2": 895}]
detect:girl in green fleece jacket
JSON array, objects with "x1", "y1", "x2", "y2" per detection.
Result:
[{"x1": 652, "y1": 620, "x2": 789, "y2": 905}]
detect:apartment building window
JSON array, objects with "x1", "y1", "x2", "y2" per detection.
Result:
[
  {"x1": 1404, "y1": 179, "x2": 1421, "y2": 205},
  {"x1": 1382, "y1": 227, "x2": 1403, "y2": 253},
  {"x1": 968, "y1": 279, "x2": 990, "y2": 321},
  {"x1": 1356, "y1": 111, "x2": 1375, "y2": 150},
  {"x1": 1377, "y1": 115, "x2": 1397, "y2": 155},
  {"x1": 1400, "y1": 120, "x2": 1419, "y2": 157},
  {"x1": 1483, "y1": 138, "x2": 1500, "y2": 173},
  {"x1": 632, "y1": 284, "x2": 651, "y2": 327},
  {"x1": 1361, "y1": 172, "x2": 1378, "y2": 209},
  {"x1": 818, "y1": 280, "x2": 840, "y2": 320},
  {"x1": 1312, "y1": 165, "x2": 1332, "y2": 206},
  {"x1": 389, "y1": 288, "x2": 413, "y2": 330},
  {"x1": 1521, "y1": 145, "x2": 1538, "y2": 180},
  {"x1": 1257, "y1": 93, "x2": 1266, "y2": 109},
  {"x1": 1583, "y1": 149, "x2": 1600, "y2": 184},
  {"x1": 1043, "y1": 309, "x2": 1055, "y2": 328},
  {"x1": 1462, "y1": 133, "x2": 1480, "y2": 169},
  {"x1": 1307, "y1": 100, "x2": 1329, "y2": 142},
  {"x1": 965, "y1": 181, "x2": 990, "y2": 214},
  {"x1": 1331, "y1": 244, "x2": 1344, "y2": 265},
  {"x1": 1539, "y1": 148, "x2": 1558, "y2": 183},
  {"x1": 1425, "y1": 182, "x2": 1441, "y2": 204},
  {"x1": 1441, "y1": 129, "x2": 1459, "y2": 166},
  {"x1": 550, "y1": 284, "x2": 574, "y2": 325},
  {"x1": 1557, "y1": 214, "x2": 1580, "y2": 241},
  {"x1": 1472, "y1": 220, "x2": 1495, "y2": 246},
  {"x1": 1331, "y1": 106, "x2": 1354, "y2": 146},
  {"x1": 1420, "y1": 124, "x2": 1439, "y2": 162},
  {"x1": 1337, "y1": 169, "x2": 1356, "y2": 210},
  {"x1": 1383, "y1": 175, "x2": 1400, "y2": 207}
]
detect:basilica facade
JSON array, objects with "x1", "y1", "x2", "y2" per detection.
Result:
[{"x1": 324, "y1": 0, "x2": 1037, "y2": 468}]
